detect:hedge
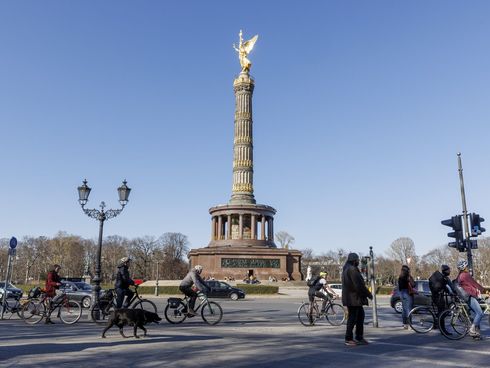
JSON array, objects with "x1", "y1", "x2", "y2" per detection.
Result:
[{"x1": 235, "y1": 284, "x2": 279, "y2": 294}]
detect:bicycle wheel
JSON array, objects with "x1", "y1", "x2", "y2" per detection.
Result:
[
  {"x1": 59, "y1": 301, "x2": 82, "y2": 324},
  {"x1": 408, "y1": 306, "x2": 435, "y2": 333},
  {"x1": 132, "y1": 299, "x2": 158, "y2": 314},
  {"x1": 201, "y1": 301, "x2": 223, "y2": 325},
  {"x1": 22, "y1": 300, "x2": 45, "y2": 324},
  {"x1": 324, "y1": 303, "x2": 346, "y2": 326},
  {"x1": 439, "y1": 308, "x2": 469, "y2": 340},
  {"x1": 91, "y1": 301, "x2": 115, "y2": 325},
  {"x1": 164, "y1": 301, "x2": 187, "y2": 324},
  {"x1": 297, "y1": 303, "x2": 313, "y2": 326}
]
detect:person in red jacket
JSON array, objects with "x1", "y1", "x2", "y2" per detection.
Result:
[
  {"x1": 456, "y1": 259, "x2": 485, "y2": 338},
  {"x1": 45, "y1": 264, "x2": 62, "y2": 324}
]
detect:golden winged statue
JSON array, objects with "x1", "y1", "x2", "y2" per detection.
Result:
[{"x1": 233, "y1": 30, "x2": 258, "y2": 73}]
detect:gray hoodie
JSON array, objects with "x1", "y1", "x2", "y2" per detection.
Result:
[{"x1": 179, "y1": 269, "x2": 208, "y2": 292}]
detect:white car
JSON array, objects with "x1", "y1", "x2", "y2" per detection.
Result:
[{"x1": 328, "y1": 283, "x2": 342, "y2": 298}]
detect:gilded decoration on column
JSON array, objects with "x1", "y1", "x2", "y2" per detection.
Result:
[{"x1": 233, "y1": 30, "x2": 258, "y2": 73}]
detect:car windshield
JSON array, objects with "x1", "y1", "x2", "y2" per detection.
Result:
[
  {"x1": 74, "y1": 282, "x2": 92, "y2": 290},
  {"x1": 0, "y1": 282, "x2": 15, "y2": 289}
]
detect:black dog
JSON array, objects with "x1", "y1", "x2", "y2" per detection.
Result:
[{"x1": 101, "y1": 309, "x2": 161, "y2": 338}]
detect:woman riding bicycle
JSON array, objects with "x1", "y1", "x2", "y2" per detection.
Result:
[
  {"x1": 179, "y1": 265, "x2": 209, "y2": 316},
  {"x1": 456, "y1": 259, "x2": 485, "y2": 338}
]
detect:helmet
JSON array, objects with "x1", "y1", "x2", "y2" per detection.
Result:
[
  {"x1": 194, "y1": 265, "x2": 203, "y2": 273},
  {"x1": 319, "y1": 272, "x2": 327, "y2": 278},
  {"x1": 457, "y1": 259, "x2": 468, "y2": 271},
  {"x1": 120, "y1": 256, "x2": 131, "y2": 264}
]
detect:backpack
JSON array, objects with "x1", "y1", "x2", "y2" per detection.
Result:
[
  {"x1": 28, "y1": 286, "x2": 42, "y2": 299},
  {"x1": 307, "y1": 275, "x2": 320, "y2": 287},
  {"x1": 428, "y1": 271, "x2": 445, "y2": 294}
]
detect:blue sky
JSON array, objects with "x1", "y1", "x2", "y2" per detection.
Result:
[{"x1": 1, "y1": 1, "x2": 489, "y2": 257}]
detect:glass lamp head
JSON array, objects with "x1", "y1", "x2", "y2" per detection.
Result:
[
  {"x1": 78, "y1": 179, "x2": 91, "y2": 205},
  {"x1": 118, "y1": 180, "x2": 131, "y2": 206}
]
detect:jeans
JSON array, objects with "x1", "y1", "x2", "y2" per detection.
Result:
[
  {"x1": 469, "y1": 296, "x2": 483, "y2": 327},
  {"x1": 345, "y1": 306, "x2": 365, "y2": 341},
  {"x1": 400, "y1": 290, "x2": 413, "y2": 324}
]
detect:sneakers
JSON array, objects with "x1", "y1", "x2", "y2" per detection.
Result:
[
  {"x1": 187, "y1": 309, "x2": 197, "y2": 317},
  {"x1": 469, "y1": 325, "x2": 480, "y2": 338},
  {"x1": 45, "y1": 318, "x2": 55, "y2": 324},
  {"x1": 403, "y1": 324, "x2": 409, "y2": 330},
  {"x1": 355, "y1": 339, "x2": 369, "y2": 345},
  {"x1": 344, "y1": 340, "x2": 358, "y2": 347}
]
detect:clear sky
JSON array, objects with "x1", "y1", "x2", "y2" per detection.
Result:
[{"x1": 1, "y1": 1, "x2": 489, "y2": 257}]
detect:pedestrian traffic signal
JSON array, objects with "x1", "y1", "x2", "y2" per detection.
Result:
[
  {"x1": 442, "y1": 215, "x2": 464, "y2": 250},
  {"x1": 470, "y1": 213, "x2": 485, "y2": 236},
  {"x1": 360, "y1": 256, "x2": 369, "y2": 281}
]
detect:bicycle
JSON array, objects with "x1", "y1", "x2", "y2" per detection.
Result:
[
  {"x1": 91, "y1": 284, "x2": 157, "y2": 324},
  {"x1": 21, "y1": 291, "x2": 82, "y2": 324},
  {"x1": 297, "y1": 296, "x2": 346, "y2": 326},
  {"x1": 0, "y1": 294, "x2": 26, "y2": 319},
  {"x1": 164, "y1": 292, "x2": 223, "y2": 325},
  {"x1": 439, "y1": 296, "x2": 490, "y2": 340},
  {"x1": 408, "y1": 292, "x2": 454, "y2": 333}
]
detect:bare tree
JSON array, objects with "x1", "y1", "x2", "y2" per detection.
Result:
[
  {"x1": 387, "y1": 237, "x2": 417, "y2": 265},
  {"x1": 275, "y1": 231, "x2": 295, "y2": 249}
]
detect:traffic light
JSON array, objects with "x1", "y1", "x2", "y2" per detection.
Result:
[
  {"x1": 470, "y1": 213, "x2": 486, "y2": 236},
  {"x1": 360, "y1": 256, "x2": 369, "y2": 281},
  {"x1": 441, "y1": 215, "x2": 465, "y2": 251}
]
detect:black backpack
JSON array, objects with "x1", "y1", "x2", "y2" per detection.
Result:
[{"x1": 307, "y1": 275, "x2": 320, "y2": 287}]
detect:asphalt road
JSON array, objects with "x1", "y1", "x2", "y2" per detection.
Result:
[{"x1": 0, "y1": 295, "x2": 489, "y2": 368}]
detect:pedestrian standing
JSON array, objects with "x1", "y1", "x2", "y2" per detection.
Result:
[
  {"x1": 398, "y1": 265, "x2": 415, "y2": 329},
  {"x1": 342, "y1": 253, "x2": 373, "y2": 346}
]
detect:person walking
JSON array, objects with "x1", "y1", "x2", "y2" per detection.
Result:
[
  {"x1": 398, "y1": 265, "x2": 415, "y2": 329},
  {"x1": 45, "y1": 264, "x2": 62, "y2": 324},
  {"x1": 342, "y1": 253, "x2": 373, "y2": 346},
  {"x1": 114, "y1": 257, "x2": 135, "y2": 309}
]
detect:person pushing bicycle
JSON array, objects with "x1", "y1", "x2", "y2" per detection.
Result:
[{"x1": 179, "y1": 265, "x2": 210, "y2": 316}]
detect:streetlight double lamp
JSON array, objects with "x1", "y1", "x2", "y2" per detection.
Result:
[{"x1": 77, "y1": 179, "x2": 131, "y2": 311}]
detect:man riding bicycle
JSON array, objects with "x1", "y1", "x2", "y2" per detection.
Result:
[
  {"x1": 179, "y1": 265, "x2": 210, "y2": 316},
  {"x1": 307, "y1": 271, "x2": 338, "y2": 324}
]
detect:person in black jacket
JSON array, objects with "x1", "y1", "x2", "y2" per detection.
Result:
[
  {"x1": 115, "y1": 257, "x2": 135, "y2": 308},
  {"x1": 342, "y1": 253, "x2": 373, "y2": 346}
]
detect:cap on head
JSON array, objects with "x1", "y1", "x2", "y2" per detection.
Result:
[
  {"x1": 441, "y1": 264, "x2": 450, "y2": 273},
  {"x1": 347, "y1": 253, "x2": 359, "y2": 262}
]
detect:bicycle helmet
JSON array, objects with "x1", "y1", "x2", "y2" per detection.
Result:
[
  {"x1": 120, "y1": 256, "x2": 131, "y2": 264},
  {"x1": 457, "y1": 259, "x2": 468, "y2": 271},
  {"x1": 194, "y1": 265, "x2": 203, "y2": 273},
  {"x1": 319, "y1": 272, "x2": 327, "y2": 278}
]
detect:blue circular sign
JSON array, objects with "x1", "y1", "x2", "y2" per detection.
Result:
[{"x1": 9, "y1": 237, "x2": 17, "y2": 249}]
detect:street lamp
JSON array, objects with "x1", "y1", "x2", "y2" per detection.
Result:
[
  {"x1": 338, "y1": 250, "x2": 344, "y2": 281},
  {"x1": 77, "y1": 179, "x2": 131, "y2": 311}
]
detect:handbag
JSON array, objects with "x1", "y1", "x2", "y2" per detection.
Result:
[{"x1": 408, "y1": 281, "x2": 417, "y2": 296}]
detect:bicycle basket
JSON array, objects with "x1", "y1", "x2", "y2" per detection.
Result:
[
  {"x1": 28, "y1": 287, "x2": 42, "y2": 299},
  {"x1": 168, "y1": 298, "x2": 182, "y2": 308}
]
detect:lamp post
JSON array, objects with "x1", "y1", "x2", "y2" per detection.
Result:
[
  {"x1": 77, "y1": 179, "x2": 131, "y2": 311},
  {"x1": 338, "y1": 250, "x2": 344, "y2": 281}
]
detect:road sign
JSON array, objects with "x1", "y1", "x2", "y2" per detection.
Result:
[{"x1": 9, "y1": 237, "x2": 17, "y2": 249}]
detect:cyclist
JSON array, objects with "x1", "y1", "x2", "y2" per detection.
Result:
[
  {"x1": 429, "y1": 265, "x2": 454, "y2": 317},
  {"x1": 179, "y1": 265, "x2": 209, "y2": 316},
  {"x1": 307, "y1": 271, "x2": 337, "y2": 324},
  {"x1": 45, "y1": 264, "x2": 62, "y2": 324},
  {"x1": 456, "y1": 259, "x2": 485, "y2": 338},
  {"x1": 115, "y1": 257, "x2": 135, "y2": 309}
]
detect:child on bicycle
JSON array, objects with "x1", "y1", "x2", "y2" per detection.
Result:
[{"x1": 45, "y1": 264, "x2": 62, "y2": 324}]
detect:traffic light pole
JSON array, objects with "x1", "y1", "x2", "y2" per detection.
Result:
[
  {"x1": 369, "y1": 246, "x2": 379, "y2": 328},
  {"x1": 457, "y1": 153, "x2": 474, "y2": 276}
]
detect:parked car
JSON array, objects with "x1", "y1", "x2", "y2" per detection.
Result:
[
  {"x1": 328, "y1": 283, "x2": 342, "y2": 298},
  {"x1": 206, "y1": 281, "x2": 246, "y2": 300},
  {"x1": 0, "y1": 282, "x2": 23, "y2": 299},
  {"x1": 60, "y1": 281, "x2": 93, "y2": 308},
  {"x1": 390, "y1": 280, "x2": 432, "y2": 313}
]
